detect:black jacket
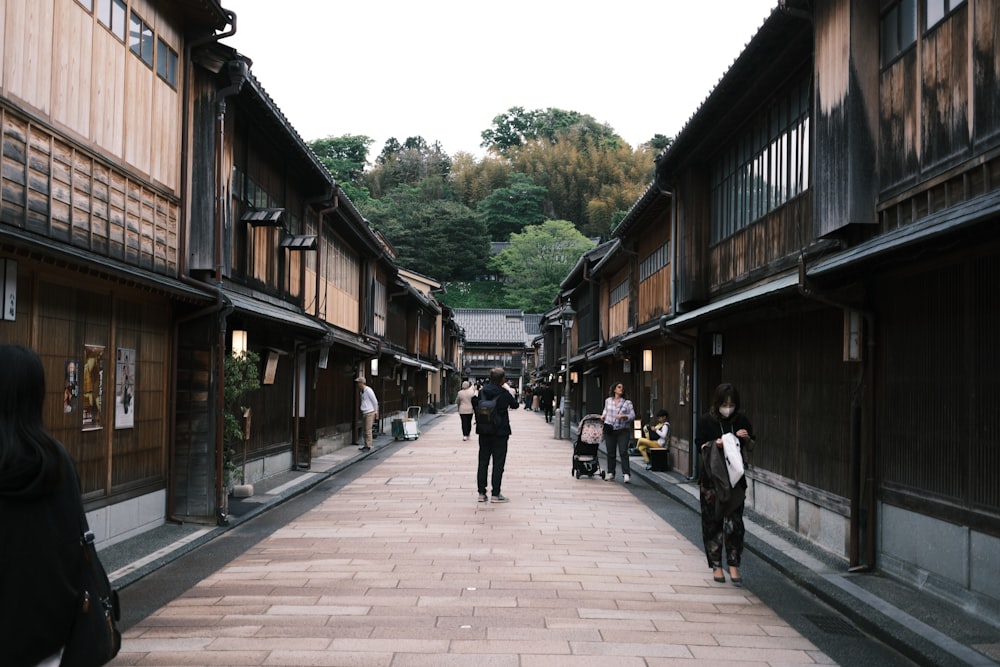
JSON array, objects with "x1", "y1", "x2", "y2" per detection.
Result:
[
  {"x1": 474, "y1": 383, "x2": 518, "y2": 437},
  {"x1": 0, "y1": 442, "x2": 84, "y2": 666}
]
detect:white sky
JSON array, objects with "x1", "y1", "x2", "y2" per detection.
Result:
[{"x1": 223, "y1": 1, "x2": 777, "y2": 159}]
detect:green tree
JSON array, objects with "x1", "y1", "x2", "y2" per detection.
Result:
[
  {"x1": 223, "y1": 349, "x2": 261, "y2": 486},
  {"x1": 368, "y1": 189, "x2": 488, "y2": 282},
  {"x1": 308, "y1": 134, "x2": 375, "y2": 208},
  {"x1": 476, "y1": 172, "x2": 548, "y2": 241},
  {"x1": 308, "y1": 134, "x2": 372, "y2": 183},
  {"x1": 365, "y1": 136, "x2": 452, "y2": 196},
  {"x1": 481, "y1": 106, "x2": 622, "y2": 156},
  {"x1": 490, "y1": 220, "x2": 595, "y2": 312}
]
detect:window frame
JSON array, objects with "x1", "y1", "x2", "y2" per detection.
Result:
[
  {"x1": 709, "y1": 78, "x2": 811, "y2": 245},
  {"x1": 156, "y1": 37, "x2": 178, "y2": 88},
  {"x1": 129, "y1": 10, "x2": 154, "y2": 67},
  {"x1": 881, "y1": 0, "x2": 917, "y2": 67}
]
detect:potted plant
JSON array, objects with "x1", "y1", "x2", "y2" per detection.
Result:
[{"x1": 224, "y1": 348, "x2": 260, "y2": 495}]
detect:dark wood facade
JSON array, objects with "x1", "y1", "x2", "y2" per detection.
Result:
[
  {"x1": 1, "y1": 0, "x2": 448, "y2": 538},
  {"x1": 557, "y1": 0, "x2": 1000, "y2": 611}
]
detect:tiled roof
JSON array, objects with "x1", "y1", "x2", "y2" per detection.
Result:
[{"x1": 453, "y1": 309, "x2": 530, "y2": 345}]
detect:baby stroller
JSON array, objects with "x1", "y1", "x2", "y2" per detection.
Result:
[{"x1": 572, "y1": 414, "x2": 606, "y2": 479}]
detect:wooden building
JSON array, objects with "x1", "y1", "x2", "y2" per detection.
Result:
[
  {"x1": 452, "y1": 308, "x2": 530, "y2": 390},
  {"x1": 557, "y1": 0, "x2": 1000, "y2": 614},
  {"x1": 0, "y1": 0, "x2": 449, "y2": 543}
]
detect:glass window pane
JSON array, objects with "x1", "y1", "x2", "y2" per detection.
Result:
[
  {"x1": 881, "y1": 6, "x2": 899, "y2": 65},
  {"x1": 141, "y1": 23, "x2": 154, "y2": 65},
  {"x1": 926, "y1": 0, "x2": 946, "y2": 28},
  {"x1": 900, "y1": 0, "x2": 917, "y2": 48},
  {"x1": 97, "y1": 0, "x2": 110, "y2": 27},
  {"x1": 111, "y1": 0, "x2": 126, "y2": 40},
  {"x1": 129, "y1": 12, "x2": 142, "y2": 56}
]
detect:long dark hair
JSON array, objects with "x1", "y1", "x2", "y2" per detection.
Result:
[
  {"x1": 709, "y1": 382, "x2": 741, "y2": 420},
  {"x1": 0, "y1": 345, "x2": 63, "y2": 495}
]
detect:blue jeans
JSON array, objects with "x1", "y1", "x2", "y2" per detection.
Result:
[
  {"x1": 477, "y1": 434, "x2": 509, "y2": 497},
  {"x1": 605, "y1": 427, "x2": 632, "y2": 476}
]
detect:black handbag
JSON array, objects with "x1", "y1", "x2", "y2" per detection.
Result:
[{"x1": 60, "y1": 528, "x2": 121, "y2": 667}]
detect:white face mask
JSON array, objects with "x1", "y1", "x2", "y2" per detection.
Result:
[{"x1": 719, "y1": 406, "x2": 734, "y2": 418}]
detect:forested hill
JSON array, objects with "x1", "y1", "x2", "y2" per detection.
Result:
[{"x1": 308, "y1": 106, "x2": 671, "y2": 313}]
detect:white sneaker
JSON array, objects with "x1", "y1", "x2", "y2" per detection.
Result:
[
  {"x1": 623, "y1": 474, "x2": 630, "y2": 484},
  {"x1": 605, "y1": 474, "x2": 614, "y2": 482}
]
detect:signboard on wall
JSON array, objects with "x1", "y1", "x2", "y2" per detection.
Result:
[{"x1": 2, "y1": 259, "x2": 15, "y2": 320}]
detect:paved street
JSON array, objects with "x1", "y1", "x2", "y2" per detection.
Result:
[{"x1": 110, "y1": 408, "x2": 841, "y2": 666}]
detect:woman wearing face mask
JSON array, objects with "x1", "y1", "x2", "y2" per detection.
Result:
[{"x1": 695, "y1": 382, "x2": 754, "y2": 585}]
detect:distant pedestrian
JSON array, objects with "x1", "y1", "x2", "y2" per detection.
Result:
[
  {"x1": 356, "y1": 375, "x2": 379, "y2": 451},
  {"x1": 456, "y1": 380, "x2": 475, "y2": 441},
  {"x1": 539, "y1": 383, "x2": 555, "y2": 424},
  {"x1": 0, "y1": 345, "x2": 100, "y2": 666},
  {"x1": 602, "y1": 382, "x2": 635, "y2": 483},
  {"x1": 473, "y1": 367, "x2": 518, "y2": 503},
  {"x1": 695, "y1": 382, "x2": 754, "y2": 585}
]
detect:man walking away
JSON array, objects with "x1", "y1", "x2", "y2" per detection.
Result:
[{"x1": 473, "y1": 367, "x2": 518, "y2": 503}]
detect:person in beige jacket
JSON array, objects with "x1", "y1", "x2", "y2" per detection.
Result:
[{"x1": 456, "y1": 380, "x2": 476, "y2": 441}]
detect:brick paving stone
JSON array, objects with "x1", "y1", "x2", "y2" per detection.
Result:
[{"x1": 111, "y1": 409, "x2": 833, "y2": 666}]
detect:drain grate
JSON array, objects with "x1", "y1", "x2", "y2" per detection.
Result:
[{"x1": 805, "y1": 613, "x2": 863, "y2": 637}]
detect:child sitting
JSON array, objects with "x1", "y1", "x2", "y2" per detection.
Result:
[{"x1": 636, "y1": 409, "x2": 670, "y2": 470}]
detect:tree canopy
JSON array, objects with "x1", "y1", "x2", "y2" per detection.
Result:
[
  {"x1": 308, "y1": 109, "x2": 666, "y2": 310},
  {"x1": 476, "y1": 172, "x2": 547, "y2": 241},
  {"x1": 489, "y1": 220, "x2": 595, "y2": 312}
]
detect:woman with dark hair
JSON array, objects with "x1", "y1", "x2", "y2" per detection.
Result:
[
  {"x1": 0, "y1": 345, "x2": 88, "y2": 666},
  {"x1": 695, "y1": 382, "x2": 755, "y2": 585},
  {"x1": 601, "y1": 381, "x2": 635, "y2": 483}
]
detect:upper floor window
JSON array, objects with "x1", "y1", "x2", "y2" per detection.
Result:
[
  {"x1": 156, "y1": 37, "x2": 178, "y2": 87},
  {"x1": 96, "y1": 0, "x2": 127, "y2": 41},
  {"x1": 639, "y1": 242, "x2": 670, "y2": 282},
  {"x1": 129, "y1": 11, "x2": 154, "y2": 67},
  {"x1": 925, "y1": 0, "x2": 965, "y2": 31},
  {"x1": 75, "y1": 0, "x2": 93, "y2": 11},
  {"x1": 710, "y1": 78, "x2": 810, "y2": 244},
  {"x1": 610, "y1": 279, "x2": 628, "y2": 306},
  {"x1": 881, "y1": 0, "x2": 917, "y2": 66}
]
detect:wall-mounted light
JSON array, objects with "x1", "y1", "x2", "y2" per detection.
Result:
[
  {"x1": 711, "y1": 333, "x2": 724, "y2": 356},
  {"x1": 642, "y1": 349, "x2": 653, "y2": 372},
  {"x1": 370, "y1": 358, "x2": 379, "y2": 377},
  {"x1": 844, "y1": 310, "x2": 863, "y2": 362},
  {"x1": 570, "y1": 371, "x2": 578, "y2": 384},
  {"x1": 232, "y1": 329, "x2": 248, "y2": 357}
]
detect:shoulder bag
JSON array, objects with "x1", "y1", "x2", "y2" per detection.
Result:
[{"x1": 60, "y1": 525, "x2": 121, "y2": 667}]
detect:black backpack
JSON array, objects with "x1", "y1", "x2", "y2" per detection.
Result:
[{"x1": 474, "y1": 392, "x2": 501, "y2": 435}]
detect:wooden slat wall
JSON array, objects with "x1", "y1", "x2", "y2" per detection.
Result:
[
  {"x1": 636, "y1": 221, "x2": 671, "y2": 324},
  {"x1": 90, "y1": 28, "x2": 126, "y2": 156},
  {"x1": 34, "y1": 276, "x2": 169, "y2": 499},
  {"x1": 921, "y1": 2, "x2": 970, "y2": 169},
  {"x1": 709, "y1": 193, "x2": 812, "y2": 288},
  {"x1": 1, "y1": 108, "x2": 180, "y2": 275},
  {"x1": 5, "y1": 1, "x2": 180, "y2": 190},
  {"x1": 607, "y1": 266, "x2": 629, "y2": 339},
  {"x1": 3, "y1": 0, "x2": 54, "y2": 114},
  {"x1": 720, "y1": 307, "x2": 854, "y2": 498},
  {"x1": 51, "y1": 1, "x2": 91, "y2": 132},
  {"x1": 110, "y1": 297, "x2": 169, "y2": 490},
  {"x1": 878, "y1": 253, "x2": 1000, "y2": 522}
]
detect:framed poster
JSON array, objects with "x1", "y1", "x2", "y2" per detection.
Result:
[
  {"x1": 64, "y1": 359, "x2": 79, "y2": 414},
  {"x1": 115, "y1": 348, "x2": 135, "y2": 429},
  {"x1": 82, "y1": 345, "x2": 104, "y2": 430}
]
